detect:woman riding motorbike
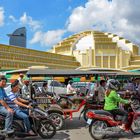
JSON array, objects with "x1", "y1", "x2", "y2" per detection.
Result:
[{"x1": 104, "y1": 79, "x2": 129, "y2": 130}]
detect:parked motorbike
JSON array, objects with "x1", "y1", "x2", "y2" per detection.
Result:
[
  {"x1": 79, "y1": 95, "x2": 103, "y2": 121},
  {"x1": 0, "y1": 102, "x2": 56, "y2": 139},
  {"x1": 29, "y1": 84, "x2": 65, "y2": 131},
  {"x1": 56, "y1": 93, "x2": 103, "y2": 121},
  {"x1": 50, "y1": 92, "x2": 103, "y2": 121},
  {"x1": 46, "y1": 105, "x2": 64, "y2": 130},
  {"x1": 86, "y1": 102, "x2": 140, "y2": 140},
  {"x1": 35, "y1": 95, "x2": 65, "y2": 131}
]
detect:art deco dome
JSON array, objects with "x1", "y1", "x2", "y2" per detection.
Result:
[{"x1": 50, "y1": 30, "x2": 140, "y2": 70}]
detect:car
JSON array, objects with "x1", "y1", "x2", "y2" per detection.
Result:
[
  {"x1": 72, "y1": 82, "x2": 94, "y2": 89},
  {"x1": 72, "y1": 82, "x2": 95, "y2": 94},
  {"x1": 33, "y1": 80, "x2": 67, "y2": 95}
]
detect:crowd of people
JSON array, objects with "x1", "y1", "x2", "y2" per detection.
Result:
[{"x1": 0, "y1": 72, "x2": 140, "y2": 135}]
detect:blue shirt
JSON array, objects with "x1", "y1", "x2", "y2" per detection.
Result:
[{"x1": 0, "y1": 87, "x2": 8, "y2": 106}]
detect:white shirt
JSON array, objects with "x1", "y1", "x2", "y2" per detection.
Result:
[
  {"x1": 18, "y1": 77, "x2": 24, "y2": 88},
  {"x1": 97, "y1": 86, "x2": 106, "y2": 102},
  {"x1": 67, "y1": 84, "x2": 75, "y2": 94}
]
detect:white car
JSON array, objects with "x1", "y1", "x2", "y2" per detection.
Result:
[
  {"x1": 34, "y1": 80, "x2": 67, "y2": 95},
  {"x1": 72, "y1": 82, "x2": 95, "y2": 95}
]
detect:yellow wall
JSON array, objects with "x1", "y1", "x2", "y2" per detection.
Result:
[{"x1": 0, "y1": 44, "x2": 80, "y2": 70}]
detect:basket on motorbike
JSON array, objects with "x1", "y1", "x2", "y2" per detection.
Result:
[{"x1": 35, "y1": 97, "x2": 51, "y2": 104}]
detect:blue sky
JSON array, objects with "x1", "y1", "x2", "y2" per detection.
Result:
[{"x1": 0, "y1": 0, "x2": 140, "y2": 51}]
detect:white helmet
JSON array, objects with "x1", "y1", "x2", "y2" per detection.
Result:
[{"x1": 107, "y1": 79, "x2": 120, "y2": 90}]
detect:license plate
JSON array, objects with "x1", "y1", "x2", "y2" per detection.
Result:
[{"x1": 87, "y1": 119, "x2": 92, "y2": 125}]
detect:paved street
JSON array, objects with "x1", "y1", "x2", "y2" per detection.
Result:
[{"x1": 7, "y1": 111, "x2": 140, "y2": 140}]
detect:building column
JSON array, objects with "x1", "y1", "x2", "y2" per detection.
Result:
[
  {"x1": 120, "y1": 50, "x2": 122, "y2": 68},
  {"x1": 115, "y1": 48, "x2": 118, "y2": 69},
  {"x1": 88, "y1": 47, "x2": 92, "y2": 67},
  {"x1": 54, "y1": 47, "x2": 56, "y2": 53},
  {"x1": 108, "y1": 56, "x2": 110, "y2": 68},
  {"x1": 92, "y1": 32, "x2": 96, "y2": 67},
  {"x1": 70, "y1": 45, "x2": 73, "y2": 56}
]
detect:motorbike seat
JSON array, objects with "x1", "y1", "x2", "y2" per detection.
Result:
[{"x1": 93, "y1": 110, "x2": 113, "y2": 117}]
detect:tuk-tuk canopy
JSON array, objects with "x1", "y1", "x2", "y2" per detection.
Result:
[{"x1": 26, "y1": 67, "x2": 140, "y2": 77}]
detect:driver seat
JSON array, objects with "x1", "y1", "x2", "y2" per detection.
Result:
[{"x1": 93, "y1": 110, "x2": 114, "y2": 117}]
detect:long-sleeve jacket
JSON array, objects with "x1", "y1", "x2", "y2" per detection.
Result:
[{"x1": 104, "y1": 90, "x2": 128, "y2": 110}]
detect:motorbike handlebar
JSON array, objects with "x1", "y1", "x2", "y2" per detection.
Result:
[{"x1": 29, "y1": 101, "x2": 38, "y2": 108}]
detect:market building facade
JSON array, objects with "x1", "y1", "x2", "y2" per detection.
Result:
[
  {"x1": 0, "y1": 30, "x2": 140, "y2": 72},
  {"x1": 50, "y1": 30, "x2": 140, "y2": 71}
]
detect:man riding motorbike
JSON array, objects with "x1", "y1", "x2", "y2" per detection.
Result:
[
  {"x1": 104, "y1": 79, "x2": 129, "y2": 130},
  {"x1": 7, "y1": 80, "x2": 35, "y2": 135}
]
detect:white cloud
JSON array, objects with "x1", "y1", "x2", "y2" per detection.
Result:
[
  {"x1": 0, "y1": 7, "x2": 4, "y2": 26},
  {"x1": 30, "y1": 29, "x2": 66, "y2": 47},
  {"x1": 20, "y1": 12, "x2": 42, "y2": 31},
  {"x1": 66, "y1": 0, "x2": 140, "y2": 45},
  {"x1": 29, "y1": 31, "x2": 42, "y2": 44},
  {"x1": 9, "y1": 15, "x2": 17, "y2": 22}
]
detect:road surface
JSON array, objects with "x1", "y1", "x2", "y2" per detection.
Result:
[{"x1": 7, "y1": 111, "x2": 140, "y2": 140}]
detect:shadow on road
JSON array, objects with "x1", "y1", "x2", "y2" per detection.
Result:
[
  {"x1": 104, "y1": 132, "x2": 140, "y2": 140},
  {"x1": 62, "y1": 117, "x2": 87, "y2": 131},
  {"x1": 8, "y1": 132, "x2": 70, "y2": 140}
]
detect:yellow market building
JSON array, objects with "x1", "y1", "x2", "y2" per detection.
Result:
[
  {"x1": 0, "y1": 44, "x2": 80, "y2": 70},
  {"x1": 0, "y1": 30, "x2": 140, "y2": 72},
  {"x1": 50, "y1": 30, "x2": 140, "y2": 71}
]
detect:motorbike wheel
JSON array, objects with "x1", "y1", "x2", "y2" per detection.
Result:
[
  {"x1": 38, "y1": 120, "x2": 56, "y2": 139},
  {"x1": 48, "y1": 113, "x2": 64, "y2": 130},
  {"x1": 89, "y1": 120, "x2": 107, "y2": 140},
  {"x1": 131, "y1": 116, "x2": 140, "y2": 135}
]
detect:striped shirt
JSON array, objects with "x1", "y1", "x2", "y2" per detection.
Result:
[{"x1": 6, "y1": 91, "x2": 19, "y2": 109}]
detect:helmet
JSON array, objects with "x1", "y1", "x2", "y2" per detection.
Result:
[{"x1": 106, "y1": 79, "x2": 120, "y2": 90}]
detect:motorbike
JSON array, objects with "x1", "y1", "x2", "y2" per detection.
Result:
[
  {"x1": 34, "y1": 95, "x2": 65, "y2": 131},
  {"x1": 0, "y1": 102, "x2": 56, "y2": 139},
  {"x1": 86, "y1": 101, "x2": 140, "y2": 140},
  {"x1": 46, "y1": 105, "x2": 64, "y2": 130},
  {"x1": 29, "y1": 84, "x2": 65, "y2": 131},
  {"x1": 51, "y1": 92, "x2": 103, "y2": 121},
  {"x1": 79, "y1": 95, "x2": 103, "y2": 121}
]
